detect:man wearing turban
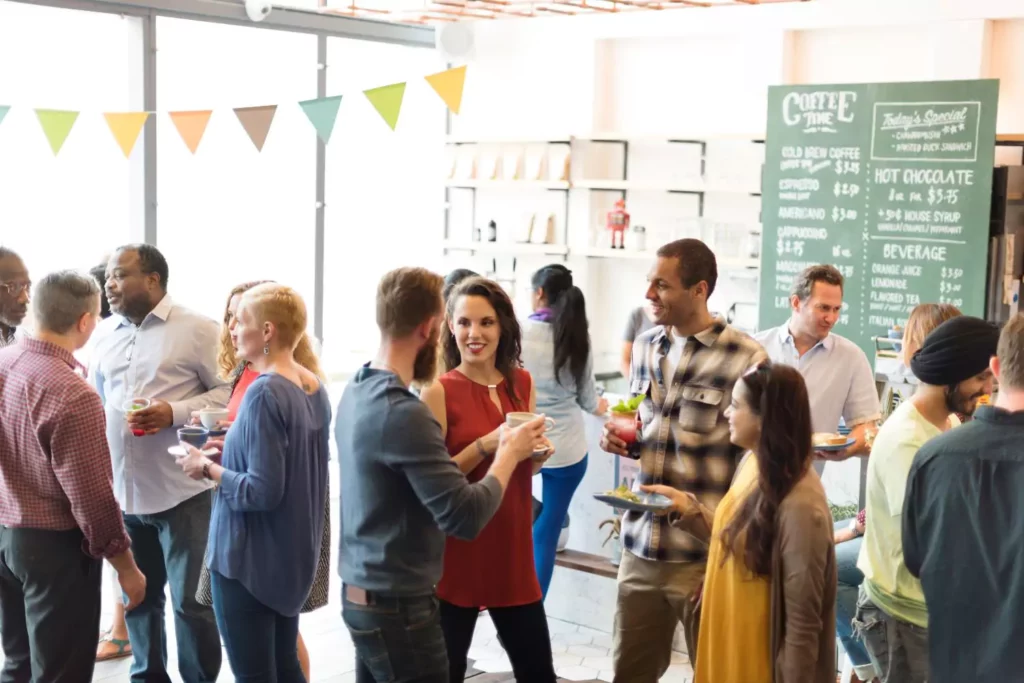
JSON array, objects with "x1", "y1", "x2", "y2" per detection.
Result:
[{"x1": 853, "y1": 316, "x2": 999, "y2": 683}]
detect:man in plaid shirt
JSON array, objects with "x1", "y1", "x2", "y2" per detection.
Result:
[
  {"x1": 601, "y1": 239, "x2": 766, "y2": 682},
  {"x1": 0, "y1": 270, "x2": 146, "y2": 682}
]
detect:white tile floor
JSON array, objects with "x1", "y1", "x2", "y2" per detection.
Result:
[{"x1": 77, "y1": 583, "x2": 693, "y2": 682}]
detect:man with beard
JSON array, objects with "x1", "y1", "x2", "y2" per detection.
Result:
[
  {"x1": 0, "y1": 248, "x2": 31, "y2": 348},
  {"x1": 90, "y1": 244, "x2": 229, "y2": 683},
  {"x1": 335, "y1": 267, "x2": 547, "y2": 683},
  {"x1": 855, "y1": 316, "x2": 999, "y2": 683}
]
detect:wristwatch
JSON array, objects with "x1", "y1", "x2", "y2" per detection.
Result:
[
  {"x1": 202, "y1": 461, "x2": 212, "y2": 480},
  {"x1": 849, "y1": 517, "x2": 863, "y2": 537}
]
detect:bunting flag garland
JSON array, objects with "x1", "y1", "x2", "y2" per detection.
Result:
[
  {"x1": 4, "y1": 65, "x2": 466, "y2": 157},
  {"x1": 169, "y1": 110, "x2": 213, "y2": 154},
  {"x1": 234, "y1": 105, "x2": 277, "y2": 152},
  {"x1": 363, "y1": 83, "x2": 406, "y2": 131},
  {"x1": 425, "y1": 65, "x2": 467, "y2": 115},
  {"x1": 299, "y1": 95, "x2": 343, "y2": 144},
  {"x1": 104, "y1": 112, "x2": 150, "y2": 159},
  {"x1": 35, "y1": 109, "x2": 80, "y2": 156}
]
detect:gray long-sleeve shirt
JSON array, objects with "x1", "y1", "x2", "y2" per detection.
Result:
[{"x1": 336, "y1": 366, "x2": 502, "y2": 596}]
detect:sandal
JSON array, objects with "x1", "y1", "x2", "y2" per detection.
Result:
[{"x1": 96, "y1": 635, "x2": 132, "y2": 662}]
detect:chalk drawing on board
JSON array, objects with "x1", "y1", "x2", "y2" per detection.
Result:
[{"x1": 870, "y1": 101, "x2": 982, "y2": 163}]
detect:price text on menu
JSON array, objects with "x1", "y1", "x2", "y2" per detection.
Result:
[{"x1": 757, "y1": 79, "x2": 999, "y2": 360}]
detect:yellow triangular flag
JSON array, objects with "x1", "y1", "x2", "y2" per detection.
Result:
[
  {"x1": 363, "y1": 83, "x2": 406, "y2": 131},
  {"x1": 103, "y1": 112, "x2": 150, "y2": 158},
  {"x1": 425, "y1": 65, "x2": 467, "y2": 115}
]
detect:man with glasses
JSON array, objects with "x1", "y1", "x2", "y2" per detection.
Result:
[
  {"x1": 90, "y1": 244, "x2": 229, "y2": 683},
  {"x1": 0, "y1": 247, "x2": 31, "y2": 348}
]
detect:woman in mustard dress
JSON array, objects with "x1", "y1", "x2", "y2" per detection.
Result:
[{"x1": 644, "y1": 363, "x2": 836, "y2": 683}]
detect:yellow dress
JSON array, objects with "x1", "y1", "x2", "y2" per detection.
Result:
[{"x1": 695, "y1": 455, "x2": 772, "y2": 683}]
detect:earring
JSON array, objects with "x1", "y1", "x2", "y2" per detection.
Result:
[{"x1": 263, "y1": 344, "x2": 270, "y2": 355}]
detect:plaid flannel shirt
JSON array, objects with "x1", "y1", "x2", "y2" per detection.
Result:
[{"x1": 623, "y1": 316, "x2": 767, "y2": 563}]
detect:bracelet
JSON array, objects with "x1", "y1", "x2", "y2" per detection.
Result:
[
  {"x1": 475, "y1": 438, "x2": 489, "y2": 459},
  {"x1": 202, "y1": 461, "x2": 212, "y2": 480}
]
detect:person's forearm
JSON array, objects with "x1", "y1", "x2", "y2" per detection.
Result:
[
  {"x1": 834, "y1": 528, "x2": 855, "y2": 545},
  {"x1": 487, "y1": 448, "x2": 519, "y2": 492},
  {"x1": 847, "y1": 422, "x2": 874, "y2": 456},
  {"x1": 452, "y1": 437, "x2": 493, "y2": 474},
  {"x1": 106, "y1": 549, "x2": 138, "y2": 575}
]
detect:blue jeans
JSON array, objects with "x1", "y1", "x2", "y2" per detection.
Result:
[
  {"x1": 122, "y1": 491, "x2": 221, "y2": 683},
  {"x1": 533, "y1": 455, "x2": 588, "y2": 598},
  {"x1": 835, "y1": 520, "x2": 872, "y2": 671},
  {"x1": 210, "y1": 571, "x2": 303, "y2": 683},
  {"x1": 342, "y1": 586, "x2": 448, "y2": 683}
]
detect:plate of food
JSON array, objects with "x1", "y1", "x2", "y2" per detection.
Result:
[
  {"x1": 167, "y1": 445, "x2": 219, "y2": 458},
  {"x1": 593, "y1": 485, "x2": 672, "y2": 513},
  {"x1": 813, "y1": 433, "x2": 855, "y2": 452}
]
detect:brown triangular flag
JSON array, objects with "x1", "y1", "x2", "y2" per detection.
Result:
[{"x1": 233, "y1": 105, "x2": 277, "y2": 152}]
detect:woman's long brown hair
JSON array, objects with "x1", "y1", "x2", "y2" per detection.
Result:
[
  {"x1": 718, "y1": 363, "x2": 813, "y2": 577},
  {"x1": 442, "y1": 277, "x2": 524, "y2": 407}
]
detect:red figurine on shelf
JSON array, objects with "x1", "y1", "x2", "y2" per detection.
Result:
[{"x1": 607, "y1": 198, "x2": 630, "y2": 249}]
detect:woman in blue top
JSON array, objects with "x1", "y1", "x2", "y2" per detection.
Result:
[
  {"x1": 177, "y1": 283, "x2": 331, "y2": 683},
  {"x1": 521, "y1": 264, "x2": 608, "y2": 597}
]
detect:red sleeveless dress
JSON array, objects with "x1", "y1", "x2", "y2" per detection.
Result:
[{"x1": 435, "y1": 368, "x2": 543, "y2": 608}]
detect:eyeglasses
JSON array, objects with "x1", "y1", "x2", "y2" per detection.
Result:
[
  {"x1": 0, "y1": 281, "x2": 30, "y2": 296},
  {"x1": 126, "y1": 329, "x2": 138, "y2": 363},
  {"x1": 743, "y1": 360, "x2": 772, "y2": 377}
]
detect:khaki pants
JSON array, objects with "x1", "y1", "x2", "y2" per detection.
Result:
[{"x1": 612, "y1": 550, "x2": 705, "y2": 683}]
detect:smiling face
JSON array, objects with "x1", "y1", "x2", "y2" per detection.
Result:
[
  {"x1": 947, "y1": 368, "x2": 995, "y2": 416},
  {"x1": 449, "y1": 294, "x2": 501, "y2": 369},
  {"x1": 226, "y1": 293, "x2": 243, "y2": 351},
  {"x1": 232, "y1": 299, "x2": 270, "y2": 363},
  {"x1": 725, "y1": 380, "x2": 762, "y2": 452},
  {"x1": 0, "y1": 253, "x2": 30, "y2": 330},
  {"x1": 645, "y1": 255, "x2": 706, "y2": 329},
  {"x1": 791, "y1": 281, "x2": 843, "y2": 342}
]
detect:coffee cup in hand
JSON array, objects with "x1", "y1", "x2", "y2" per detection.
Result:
[
  {"x1": 500, "y1": 414, "x2": 550, "y2": 463},
  {"x1": 505, "y1": 412, "x2": 555, "y2": 431}
]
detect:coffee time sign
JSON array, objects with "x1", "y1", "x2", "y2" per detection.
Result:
[{"x1": 759, "y1": 79, "x2": 998, "y2": 361}]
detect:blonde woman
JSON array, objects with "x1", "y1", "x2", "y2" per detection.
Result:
[
  {"x1": 179, "y1": 283, "x2": 330, "y2": 683},
  {"x1": 192, "y1": 281, "x2": 330, "y2": 681}
]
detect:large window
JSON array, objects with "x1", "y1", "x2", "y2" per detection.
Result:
[
  {"x1": 321, "y1": 38, "x2": 447, "y2": 372},
  {"x1": 156, "y1": 19, "x2": 318, "y2": 324},
  {"x1": 0, "y1": 3, "x2": 139, "y2": 291}
]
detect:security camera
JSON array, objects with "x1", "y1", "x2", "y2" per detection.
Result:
[{"x1": 245, "y1": 0, "x2": 272, "y2": 22}]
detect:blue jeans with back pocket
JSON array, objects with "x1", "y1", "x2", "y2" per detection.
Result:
[{"x1": 342, "y1": 586, "x2": 448, "y2": 683}]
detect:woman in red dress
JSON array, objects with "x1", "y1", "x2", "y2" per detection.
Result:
[{"x1": 420, "y1": 276, "x2": 558, "y2": 683}]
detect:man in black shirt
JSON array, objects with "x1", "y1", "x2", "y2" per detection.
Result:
[{"x1": 903, "y1": 313, "x2": 1024, "y2": 683}]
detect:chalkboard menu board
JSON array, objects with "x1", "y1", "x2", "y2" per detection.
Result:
[{"x1": 758, "y1": 80, "x2": 999, "y2": 359}]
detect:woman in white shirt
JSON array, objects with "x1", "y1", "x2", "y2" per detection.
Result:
[{"x1": 521, "y1": 264, "x2": 607, "y2": 597}]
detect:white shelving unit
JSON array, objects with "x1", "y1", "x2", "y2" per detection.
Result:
[
  {"x1": 445, "y1": 179, "x2": 571, "y2": 190},
  {"x1": 442, "y1": 240, "x2": 571, "y2": 257}
]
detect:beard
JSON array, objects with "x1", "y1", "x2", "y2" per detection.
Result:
[
  {"x1": 413, "y1": 327, "x2": 441, "y2": 385},
  {"x1": 945, "y1": 383, "x2": 986, "y2": 416}
]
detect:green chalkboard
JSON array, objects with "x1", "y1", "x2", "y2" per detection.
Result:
[{"x1": 758, "y1": 80, "x2": 999, "y2": 360}]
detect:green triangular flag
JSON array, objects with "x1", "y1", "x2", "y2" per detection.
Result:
[
  {"x1": 35, "y1": 109, "x2": 80, "y2": 155},
  {"x1": 0, "y1": 106, "x2": 9, "y2": 128},
  {"x1": 299, "y1": 95, "x2": 343, "y2": 144},
  {"x1": 363, "y1": 83, "x2": 406, "y2": 131}
]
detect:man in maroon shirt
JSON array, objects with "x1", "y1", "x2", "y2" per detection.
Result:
[{"x1": 0, "y1": 270, "x2": 146, "y2": 682}]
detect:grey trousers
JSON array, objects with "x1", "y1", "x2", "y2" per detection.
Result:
[
  {"x1": 853, "y1": 585, "x2": 929, "y2": 683},
  {"x1": 0, "y1": 526, "x2": 103, "y2": 683}
]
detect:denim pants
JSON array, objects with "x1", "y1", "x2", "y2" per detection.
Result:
[
  {"x1": 853, "y1": 586, "x2": 929, "y2": 683},
  {"x1": 533, "y1": 455, "x2": 588, "y2": 598},
  {"x1": 210, "y1": 571, "x2": 303, "y2": 683},
  {"x1": 342, "y1": 586, "x2": 448, "y2": 683},
  {"x1": 122, "y1": 491, "x2": 222, "y2": 683},
  {"x1": 0, "y1": 527, "x2": 102, "y2": 683},
  {"x1": 834, "y1": 521, "x2": 875, "y2": 679}
]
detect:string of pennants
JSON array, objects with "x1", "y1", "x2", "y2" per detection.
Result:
[{"x1": 0, "y1": 65, "x2": 466, "y2": 157}]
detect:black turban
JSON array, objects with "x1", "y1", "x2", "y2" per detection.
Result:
[{"x1": 910, "y1": 316, "x2": 1000, "y2": 386}]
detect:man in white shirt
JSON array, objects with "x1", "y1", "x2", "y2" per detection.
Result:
[
  {"x1": 0, "y1": 247, "x2": 30, "y2": 348},
  {"x1": 756, "y1": 265, "x2": 880, "y2": 472},
  {"x1": 91, "y1": 244, "x2": 230, "y2": 683}
]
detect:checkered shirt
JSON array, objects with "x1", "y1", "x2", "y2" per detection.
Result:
[
  {"x1": 0, "y1": 338, "x2": 130, "y2": 559},
  {"x1": 623, "y1": 316, "x2": 767, "y2": 563}
]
